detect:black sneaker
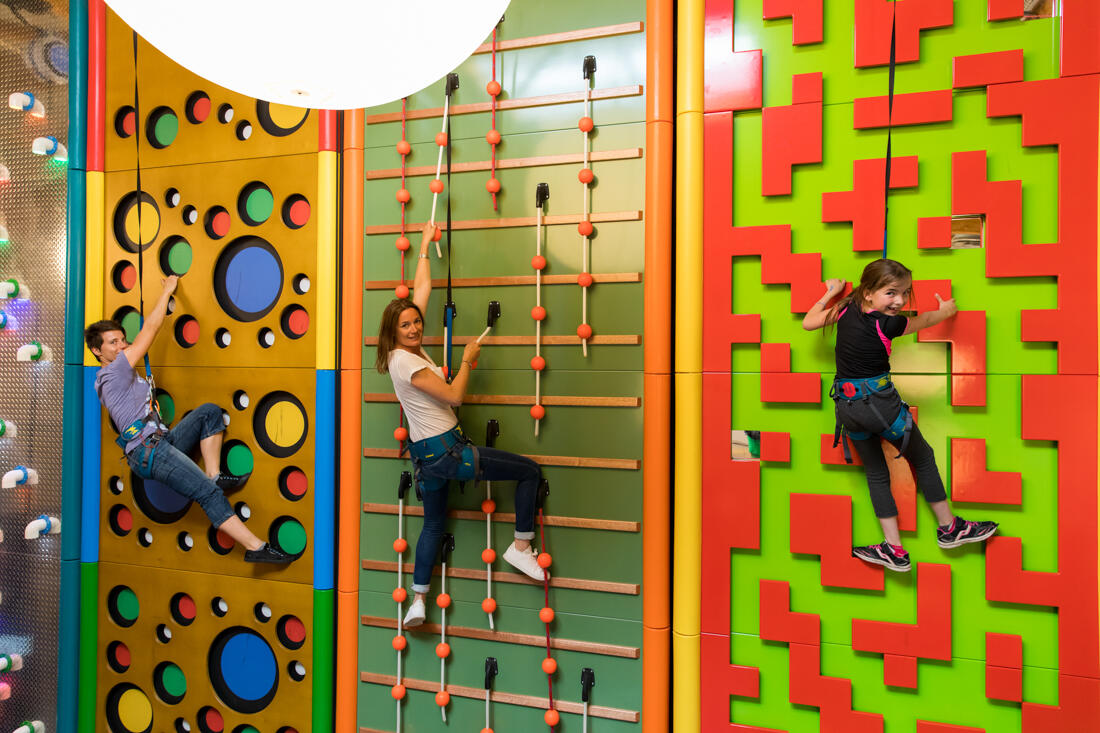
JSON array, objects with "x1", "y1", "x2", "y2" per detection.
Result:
[
  {"x1": 937, "y1": 516, "x2": 998, "y2": 549},
  {"x1": 215, "y1": 473, "x2": 248, "y2": 492},
  {"x1": 244, "y1": 543, "x2": 294, "y2": 564},
  {"x1": 852, "y1": 541, "x2": 912, "y2": 572}
]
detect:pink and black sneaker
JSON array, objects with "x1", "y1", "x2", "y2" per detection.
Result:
[
  {"x1": 852, "y1": 541, "x2": 911, "y2": 572},
  {"x1": 937, "y1": 516, "x2": 998, "y2": 549}
]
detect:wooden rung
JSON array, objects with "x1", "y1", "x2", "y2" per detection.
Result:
[
  {"x1": 361, "y1": 615, "x2": 640, "y2": 658},
  {"x1": 359, "y1": 727, "x2": 393, "y2": 733},
  {"x1": 364, "y1": 334, "x2": 642, "y2": 346},
  {"x1": 363, "y1": 392, "x2": 640, "y2": 408},
  {"x1": 366, "y1": 85, "x2": 643, "y2": 124},
  {"x1": 366, "y1": 148, "x2": 643, "y2": 180},
  {"x1": 472, "y1": 21, "x2": 644, "y2": 54},
  {"x1": 362, "y1": 502, "x2": 640, "y2": 533},
  {"x1": 359, "y1": 671, "x2": 640, "y2": 722},
  {"x1": 364, "y1": 210, "x2": 642, "y2": 236},
  {"x1": 365, "y1": 272, "x2": 642, "y2": 290},
  {"x1": 362, "y1": 447, "x2": 640, "y2": 471},
  {"x1": 361, "y1": 559, "x2": 640, "y2": 595}
]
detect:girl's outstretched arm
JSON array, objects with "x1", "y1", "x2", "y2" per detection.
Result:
[
  {"x1": 411, "y1": 223, "x2": 436, "y2": 316},
  {"x1": 802, "y1": 278, "x2": 846, "y2": 331},
  {"x1": 902, "y1": 293, "x2": 957, "y2": 335}
]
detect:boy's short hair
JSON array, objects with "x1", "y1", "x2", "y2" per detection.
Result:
[{"x1": 84, "y1": 320, "x2": 124, "y2": 360}]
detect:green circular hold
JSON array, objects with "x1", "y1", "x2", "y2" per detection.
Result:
[
  {"x1": 120, "y1": 311, "x2": 141, "y2": 343},
  {"x1": 276, "y1": 519, "x2": 307, "y2": 555},
  {"x1": 153, "y1": 112, "x2": 179, "y2": 147},
  {"x1": 159, "y1": 662, "x2": 187, "y2": 697},
  {"x1": 116, "y1": 587, "x2": 139, "y2": 621},
  {"x1": 226, "y1": 443, "x2": 254, "y2": 475},
  {"x1": 245, "y1": 188, "x2": 274, "y2": 224},
  {"x1": 166, "y1": 239, "x2": 192, "y2": 275},
  {"x1": 238, "y1": 727, "x2": 259, "y2": 733},
  {"x1": 156, "y1": 393, "x2": 175, "y2": 424}
]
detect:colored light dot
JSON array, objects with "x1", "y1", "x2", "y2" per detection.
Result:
[
  {"x1": 275, "y1": 518, "x2": 308, "y2": 555},
  {"x1": 285, "y1": 307, "x2": 309, "y2": 336},
  {"x1": 210, "y1": 210, "x2": 231, "y2": 237},
  {"x1": 286, "y1": 197, "x2": 311, "y2": 227},
  {"x1": 180, "y1": 318, "x2": 200, "y2": 345},
  {"x1": 226, "y1": 443, "x2": 253, "y2": 475},
  {"x1": 284, "y1": 469, "x2": 308, "y2": 496},
  {"x1": 166, "y1": 239, "x2": 193, "y2": 275}
]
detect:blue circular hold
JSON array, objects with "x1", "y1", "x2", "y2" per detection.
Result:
[
  {"x1": 144, "y1": 479, "x2": 190, "y2": 513},
  {"x1": 219, "y1": 630, "x2": 277, "y2": 702},
  {"x1": 213, "y1": 237, "x2": 284, "y2": 322}
]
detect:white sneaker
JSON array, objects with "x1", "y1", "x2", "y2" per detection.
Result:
[
  {"x1": 503, "y1": 542, "x2": 549, "y2": 582},
  {"x1": 403, "y1": 598, "x2": 425, "y2": 627}
]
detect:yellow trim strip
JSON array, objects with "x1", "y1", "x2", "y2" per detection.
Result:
[
  {"x1": 84, "y1": 171, "x2": 105, "y2": 366},
  {"x1": 316, "y1": 151, "x2": 338, "y2": 369}
]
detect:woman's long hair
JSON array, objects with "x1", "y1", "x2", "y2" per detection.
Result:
[
  {"x1": 827, "y1": 259, "x2": 913, "y2": 326},
  {"x1": 375, "y1": 298, "x2": 424, "y2": 373}
]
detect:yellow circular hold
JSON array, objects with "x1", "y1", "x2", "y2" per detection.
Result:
[
  {"x1": 124, "y1": 202, "x2": 160, "y2": 246},
  {"x1": 117, "y1": 687, "x2": 153, "y2": 731},
  {"x1": 267, "y1": 103, "x2": 309, "y2": 130},
  {"x1": 265, "y1": 399, "x2": 306, "y2": 448}
]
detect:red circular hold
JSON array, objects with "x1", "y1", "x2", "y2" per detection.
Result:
[
  {"x1": 392, "y1": 635, "x2": 407, "y2": 651},
  {"x1": 435, "y1": 642, "x2": 450, "y2": 658},
  {"x1": 214, "y1": 530, "x2": 234, "y2": 550},
  {"x1": 393, "y1": 537, "x2": 408, "y2": 553},
  {"x1": 578, "y1": 168, "x2": 594, "y2": 184},
  {"x1": 392, "y1": 587, "x2": 407, "y2": 603},
  {"x1": 435, "y1": 132, "x2": 448, "y2": 147},
  {"x1": 577, "y1": 323, "x2": 593, "y2": 340},
  {"x1": 395, "y1": 236, "x2": 411, "y2": 251},
  {"x1": 530, "y1": 355, "x2": 546, "y2": 371},
  {"x1": 486, "y1": 80, "x2": 501, "y2": 97},
  {"x1": 118, "y1": 263, "x2": 137, "y2": 291},
  {"x1": 287, "y1": 198, "x2": 311, "y2": 227},
  {"x1": 481, "y1": 547, "x2": 496, "y2": 563},
  {"x1": 121, "y1": 111, "x2": 136, "y2": 136},
  {"x1": 481, "y1": 499, "x2": 496, "y2": 514},
  {"x1": 204, "y1": 708, "x2": 224, "y2": 732},
  {"x1": 396, "y1": 139, "x2": 411, "y2": 156},
  {"x1": 530, "y1": 404, "x2": 546, "y2": 420},
  {"x1": 391, "y1": 684, "x2": 406, "y2": 700},
  {"x1": 539, "y1": 606, "x2": 555, "y2": 624},
  {"x1": 579, "y1": 116, "x2": 594, "y2": 132},
  {"x1": 179, "y1": 318, "x2": 200, "y2": 345},
  {"x1": 531, "y1": 255, "x2": 547, "y2": 270},
  {"x1": 284, "y1": 469, "x2": 308, "y2": 497},
  {"x1": 429, "y1": 179, "x2": 444, "y2": 194},
  {"x1": 542, "y1": 657, "x2": 557, "y2": 674},
  {"x1": 395, "y1": 285, "x2": 410, "y2": 299},
  {"x1": 112, "y1": 641, "x2": 132, "y2": 669},
  {"x1": 578, "y1": 220, "x2": 594, "y2": 237},
  {"x1": 486, "y1": 129, "x2": 501, "y2": 145},
  {"x1": 436, "y1": 593, "x2": 451, "y2": 609},
  {"x1": 481, "y1": 597, "x2": 496, "y2": 614},
  {"x1": 282, "y1": 616, "x2": 306, "y2": 643},
  {"x1": 435, "y1": 691, "x2": 450, "y2": 707},
  {"x1": 578, "y1": 272, "x2": 594, "y2": 288},
  {"x1": 485, "y1": 177, "x2": 501, "y2": 193},
  {"x1": 531, "y1": 306, "x2": 546, "y2": 321},
  {"x1": 396, "y1": 188, "x2": 411, "y2": 203},
  {"x1": 210, "y1": 210, "x2": 231, "y2": 238},
  {"x1": 538, "y1": 552, "x2": 552, "y2": 569},
  {"x1": 115, "y1": 506, "x2": 133, "y2": 532},
  {"x1": 394, "y1": 427, "x2": 409, "y2": 442},
  {"x1": 286, "y1": 308, "x2": 309, "y2": 336},
  {"x1": 545, "y1": 709, "x2": 560, "y2": 727},
  {"x1": 191, "y1": 96, "x2": 211, "y2": 123},
  {"x1": 175, "y1": 594, "x2": 196, "y2": 621}
]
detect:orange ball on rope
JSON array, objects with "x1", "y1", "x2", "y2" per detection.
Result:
[
  {"x1": 530, "y1": 355, "x2": 546, "y2": 371},
  {"x1": 432, "y1": 226, "x2": 443, "y2": 241},
  {"x1": 578, "y1": 116, "x2": 594, "y2": 132},
  {"x1": 391, "y1": 684, "x2": 406, "y2": 700},
  {"x1": 481, "y1": 547, "x2": 496, "y2": 563},
  {"x1": 544, "y1": 709, "x2": 560, "y2": 727},
  {"x1": 541, "y1": 657, "x2": 557, "y2": 675},
  {"x1": 396, "y1": 188, "x2": 411, "y2": 203},
  {"x1": 481, "y1": 499, "x2": 496, "y2": 514},
  {"x1": 392, "y1": 587, "x2": 407, "y2": 603},
  {"x1": 481, "y1": 597, "x2": 497, "y2": 614},
  {"x1": 531, "y1": 306, "x2": 547, "y2": 321},
  {"x1": 539, "y1": 606, "x2": 555, "y2": 623},
  {"x1": 578, "y1": 168, "x2": 594, "y2": 184},
  {"x1": 531, "y1": 255, "x2": 547, "y2": 270},
  {"x1": 530, "y1": 404, "x2": 546, "y2": 420},
  {"x1": 486, "y1": 80, "x2": 502, "y2": 97},
  {"x1": 436, "y1": 593, "x2": 451, "y2": 609},
  {"x1": 435, "y1": 642, "x2": 450, "y2": 658},
  {"x1": 486, "y1": 129, "x2": 501, "y2": 145},
  {"x1": 393, "y1": 426, "x2": 408, "y2": 442},
  {"x1": 429, "y1": 179, "x2": 444, "y2": 194},
  {"x1": 392, "y1": 634, "x2": 407, "y2": 651},
  {"x1": 393, "y1": 537, "x2": 408, "y2": 553},
  {"x1": 435, "y1": 690, "x2": 450, "y2": 707},
  {"x1": 578, "y1": 220, "x2": 593, "y2": 237},
  {"x1": 395, "y1": 285, "x2": 410, "y2": 299},
  {"x1": 486, "y1": 177, "x2": 501, "y2": 193},
  {"x1": 396, "y1": 139, "x2": 411, "y2": 156},
  {"x1": 537, "y1": 552, "x2": 552, "y2": 569},
  {"x1": 435, "y1": 132, "x2": 448, "y2": 146},
  {"x1": 577, "y1": 323, "x2": 593, "y2": 340},
  {"x1": 578, "y1": 272, "x2": 593, "y2": 288},
  {"x1": 395, "y1": 235, "x2": 410, "y2": 251}
]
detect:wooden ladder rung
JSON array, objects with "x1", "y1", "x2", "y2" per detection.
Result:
[
  {"x1": 361, "y1": 615, "x2": 639, "y2": 659},
  {"x1": 365, "y1": 272, "x2": 642, "y2": 289},
  {"x1": 360, "y1": 559, "x2": 639, "y2": 595},
  {"x1": 359, "y1": 671, "x2": 639, "y2": 722},
  {"x1": 364, "y1": 392, "x2": 640, "y2": 408},
  {"x1": 363, "y1": 335, "x2": 641, "y2": 347},
  {"x1": 362, "y1": 502, "x2": 640, "y2": 533},
  {"x1": 471, "y1": 21, "x2": 644, "y2": 54},
  {"x1": 366, "y1": 148, "x2": 643, "y2": 180},
  {"x1": 364, "y1": 210, "x2": 642, "y2": 235},
  {"x1": 365, "y1": 85, "x2": 642, "y2": 124},
  {"x1": 362, "y1": 448, "x2": 640, "y2": 471}
]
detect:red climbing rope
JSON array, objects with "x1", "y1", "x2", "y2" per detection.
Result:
[
  {"x1": 489, "y1": 27, "x2": 499, "y2": 211},
  {"x1": 539, "y1": 506, "x2": 556, "y2": 725}
]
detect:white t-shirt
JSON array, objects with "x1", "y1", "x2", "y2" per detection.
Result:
[{"x1": 388, "y1": 348, "x2": 459, "y2": 442}]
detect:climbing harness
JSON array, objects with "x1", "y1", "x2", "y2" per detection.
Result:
[
  {"x1": 881, "y1": 1, "x2": 898, "y2": 259},
  {"x1": 830, "y1": 373, "x2": 913, "y2": 463},
  {"x1": 406, "y1": 425, "x2": 481, "y2": 496}
]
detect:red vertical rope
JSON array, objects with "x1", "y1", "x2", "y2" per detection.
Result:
[
  {"x1": 400, "y1": 97, "x2": 408, "y2": 282},
  {"x1": 490, "y1": 28, "x2": 499, "y2": 211},
  {"x1": 539, "y1": 509, "x2": 555, "y2": 718}
]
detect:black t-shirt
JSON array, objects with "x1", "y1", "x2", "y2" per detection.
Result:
[{"x1": 834, "y1": 305, "x2": 908, "y2": 378}]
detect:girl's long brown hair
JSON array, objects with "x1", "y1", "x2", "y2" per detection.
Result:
[
  {"x1": 826, "y1": 258, "x2": 913, "y2": 326},
  {"x1": 375, "y1": 298, "x2": 424, "y2": 373}
]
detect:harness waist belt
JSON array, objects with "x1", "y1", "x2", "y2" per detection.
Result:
[
  {"x1": 115, "y1": 417, "x2": 165, "y2": 453},
  {"x1": 406, "y1": 425, "x2": 467, "y2": 462},
  {"x1": 831, "y1": 373, "x2": 892, "y2": 401}
]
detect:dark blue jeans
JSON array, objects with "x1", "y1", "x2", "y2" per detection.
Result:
[
  {"x1": 127, "y1": 403, "x2": 234, "y2": 527},
  {"x1": 412, "y1": 443, "x2": 540, "y2": 593}
]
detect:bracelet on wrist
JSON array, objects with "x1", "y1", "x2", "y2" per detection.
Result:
[{"x1": 418, "y1": 253, "x2": 429, "y2": 259}]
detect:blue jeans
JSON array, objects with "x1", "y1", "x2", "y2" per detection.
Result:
[
  {"x1": 127, "y1": 403, "x2": 234, "y2": 527},
  {"x1": 412, "y1": 442, "x2": 540, "y2": 593}
]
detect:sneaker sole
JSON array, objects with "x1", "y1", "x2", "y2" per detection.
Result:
[
  {"x1": 938, "y1": 527, "x2": 998, "y2": 549},
  {"x1": 403, "y1": 616, "x2": 425, "y2": 628},
  {"x1": 852, "y1": 551, "x2": 911, "y2": 572}
]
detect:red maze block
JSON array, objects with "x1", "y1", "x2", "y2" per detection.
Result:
[
  {"x1": 917, "y1": 310, "x2": 987, "y2": 407},
  {"x1": 983, "y1": 77, "x2": 1098, "y2": 374},
  {"x1": 762, "y1": 0, "x2": 823, "y2": 45},
  {"x1": 953, "y1": 49, "x2": 1024, "y2": 88},
  {"x1": 852, "y1": 563, "x2": 953, "y2": 686},
  {"x1": 1061, "y1": 0, "x2": 1100, "y2": 78},
  {"x1": 762, "y1": 93, "x2": 822, "y2": 195},
  {"x1": 792, "y1": 72, "x2": 823, "y2": 104},
  {"x1": 853, "y1": 0, "x2": 953, "y2": 68},
  {"x1": 916, "y1": 722, "x2": 985, "y2": 733},
  {"x1": 986, "y1": 0, "x2": 1022, "y2": 21},
  {"x1": 917, "y1": 216, "x2": 952, "y2": 249},
  {"x1": 701, "y1": 633, "x2": 767, "y2": 731},
  {"x1": 950, "y1": 439, "x2": 1021, "y2": 505},
  {"x1": 789, "y1": 493, "x2": 883, "y2": 590},
  {"x1": 853, "y1": 90, "x2": 953, "y2": 128},
  {"x1": 1022, "y1": 675, "x2": 1100, "y2": 732},
  {"x1": 822, "y1": 156, "x2": 918, "y2": 252},
  {"x1": 985, "y1": 632, "x2": 1023, "y2": 702},
  {"x1": 760, "y1": 343, "x2": 821, "y2": 403},
  {"x1": 758, "y1": 432, "x2": 790, "y2": 462},
  {"x1": 704, "y1": 0, "x2": 762, "y2": 112}
]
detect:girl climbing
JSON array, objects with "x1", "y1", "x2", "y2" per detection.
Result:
[
  {"x1": 377, "y1": 223, "x2": 548, "y2": 626},
  {"x1": 802, "y1": 258, "x2": 998, "y2": 571}
]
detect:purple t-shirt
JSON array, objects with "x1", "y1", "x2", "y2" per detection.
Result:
[{"x1": 94, "y1": 351, "x2": 163, "y2": 453}]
